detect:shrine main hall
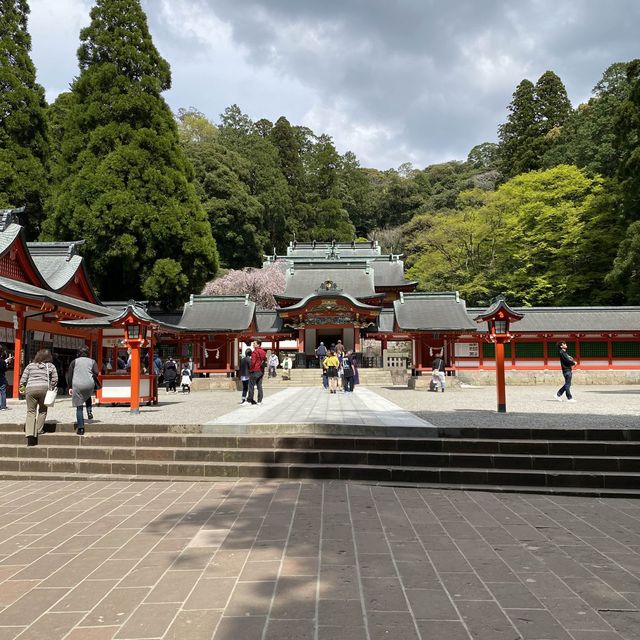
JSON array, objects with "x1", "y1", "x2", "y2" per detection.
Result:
[{"x1": 1, "y1": 206, "x2": 640, "y2": 397}]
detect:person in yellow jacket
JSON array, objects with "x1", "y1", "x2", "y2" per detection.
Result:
[{"x1": 322, "y1": 351, "x2": 340, "y2": 394}]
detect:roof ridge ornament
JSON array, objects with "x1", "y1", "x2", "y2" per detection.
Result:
[
  {"x1": 317, "y1": 279, "x2": 342, "y2": 293},
  {"x1": 0, "y1": 207, "x2": 25, "y2": 232}
]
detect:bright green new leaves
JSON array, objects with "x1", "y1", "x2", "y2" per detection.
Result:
[
  {"x1": 407, "y1": 166, "x2": 609, "y2": 306},
  {"x1": 0, "y1": 0, "x2": 49, "y2": 238},
  {"x1": 44, "y1": 0, "x2": 218, "y2": 305}
]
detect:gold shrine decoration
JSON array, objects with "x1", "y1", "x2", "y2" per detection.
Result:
[{"x1": 312, "y1": 300, "x2": 351, "y2": 313}]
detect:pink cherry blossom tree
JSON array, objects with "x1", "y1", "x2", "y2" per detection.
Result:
[{"x1": 201, "y1": 261, "x2": 286, "y2": 309}]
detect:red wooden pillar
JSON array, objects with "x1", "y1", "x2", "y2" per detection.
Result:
[
  {"x1": 129, "y1": 343, "x2": 141, "y2": 414},
  {"x1": 354, "y1": 328, "x2": 361, "y2": 353},
  {"x1": 12, "y1": 311, "x2": 24, "y2": 398},
  {"x1": 543, "y1": 340, "x2": 548, "y2": 369},
  {"x1": 495, "y1": 340, "x2": 507, "y2": 413},
  {"x1": 607, "y1": 337, "x2": 613, "y2": 368},
  {"x1": 417, "y1": 335, "x2": 423, "y2": 370},
  {"x1": 297, "y1": 328, "x2": 304, "y2": 352}
]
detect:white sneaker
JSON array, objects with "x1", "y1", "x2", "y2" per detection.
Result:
[
  {"x1": 566, "y1": 398, "x2": 576, "y2": 403},
  {"x1": 554, "y1": 394, "x2": 564, "y2": 401}
]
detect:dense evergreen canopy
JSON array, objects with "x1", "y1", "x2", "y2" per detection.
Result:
[
  {"x1": 42, "y1": 0, "x2": 218, "y2": 305},
  {"x1": 0, "y1": 0, "x2": 49, "y2": 238}
]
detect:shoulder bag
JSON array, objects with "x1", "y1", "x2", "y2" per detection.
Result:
[{"x1": 44, "y1": 364, "x2": 57, "y2": 407}]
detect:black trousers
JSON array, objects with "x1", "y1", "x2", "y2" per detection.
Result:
[{"x1": 247, "y1": 372, "x2": 264, "y2": 403}]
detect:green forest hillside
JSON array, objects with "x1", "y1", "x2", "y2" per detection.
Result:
[{"x1": 2, "y1": 1, "x2": 639, "y2": 308}]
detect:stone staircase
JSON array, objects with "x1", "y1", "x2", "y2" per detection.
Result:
[{"x1": 1, "y1": 422, "x2": 639, "y2": 496}]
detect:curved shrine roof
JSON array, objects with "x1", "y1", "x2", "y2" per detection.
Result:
[
  {"x1": 467, "y1": 306, "x2": 640, "y2": 333},
  {"x1": 394, "y1": 293, "x2": 477, "y2": 332}
]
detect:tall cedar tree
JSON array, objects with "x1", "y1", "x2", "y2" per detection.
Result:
[
  {"x1": 43, "y1": 0, "x2": 218, "y2": 305},
  {"x1": 498, "y1": 79, "x2": 537, "y2": 178},
  {"x1": 0, "y1": 0, "x2": 49, "y2": 238},
  {"x1": 498, "y1": 73, "x2": 571, "y2": 179},
  {"x1": 531, "y1": 70, "x2": 572, "y2": 159}
]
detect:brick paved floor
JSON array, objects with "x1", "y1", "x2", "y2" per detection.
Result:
[{"x1": 0, "y1": 481, "x2": 638, "y2": 639}]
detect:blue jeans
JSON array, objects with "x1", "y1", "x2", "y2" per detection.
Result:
[
  {"x1": 0, "y1": 383, "x2": 6, "y2": 409},
  {"x1": 558, "y1": 370, "x2": 572, "y2": 399},
  {"x1": 76, "y1": 405, "x2": 84, "y2": 429}
]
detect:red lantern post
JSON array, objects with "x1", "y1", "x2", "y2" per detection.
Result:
[
  {"x1": 474, "y1": 297, "x2": 524, "y2": 413},
  {"x1": 123, "y1": 318, "x2": 148, "y2": 414}
]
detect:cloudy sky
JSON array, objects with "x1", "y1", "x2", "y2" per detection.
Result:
[{"x1": 27, "y1": 0, "x2": 640, "y2": 170}]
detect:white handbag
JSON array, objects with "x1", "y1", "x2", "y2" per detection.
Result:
[{"x1": 44, "y1": 364, "x2": 57, "y2": 406}]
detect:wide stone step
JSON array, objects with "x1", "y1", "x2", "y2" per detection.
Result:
[
  {"x1": 0, "y1": 458, "x2": 638, "y2": 493},
  {"x1": 2, "y1": 444, "x2": 639, "y2": 472},
  {"x1": 3, "y1": 423, "x2": 640, "y2": 441}
]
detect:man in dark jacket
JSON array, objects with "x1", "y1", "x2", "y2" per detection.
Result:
[
  {"x1": 555, "y1": 341, "x2": 576, "y2": 402},
  {"x1": 247, "y1": 340, "x2": 266, "y2": 405}
]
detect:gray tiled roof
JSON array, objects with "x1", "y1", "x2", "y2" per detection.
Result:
[
  {"x1": 284, "y1": 266, "x2": 376, "y2": 298},
  {"x1": 255, "y1": 311, "x2": 285, "y2": 334},
  {"x1": 30, "y1": 254, "x2": 83, "y2": 290},
  {"x1": 285, "y1": 241, "x2": 381, "y2": 259},
  {"x1": 467, "y1": 306, "x2": 640, "y2": 333},
  {"x1": 0, "y1": 276, "x2": 110, "y2": 316},
  {"x1": 394, "y1": 293, "x2": 478, "y2": 331},
  {"x1": 280, "y1": 291, "x2": 382, "y2": 313},
  {"x1": 373, "y1": 309, "x2": 396, "y2": 333},
  {"x1": 177, "y1": 296, "x2": 255, "y2": 331},
  {"x1": 371, "y1": 260, "x2": 417, "y2": 288},
  {"x1": 61, "y1": 303, "x2": 180, "y2": 330},
  {"x1": 0, "y1": 223, "x2": 20, "y2": 256}
]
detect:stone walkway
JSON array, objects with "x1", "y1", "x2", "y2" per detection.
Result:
[
  {"x1": 0, "y1": 480, "x2": 638, "y2": 639},
  {"x1": 206, "y1": 387, "x2": 434, "y2": 428}
]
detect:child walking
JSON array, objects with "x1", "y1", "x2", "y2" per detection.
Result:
[{"x1": 180, "y1": 364, "x2": 192, "y2": 394}]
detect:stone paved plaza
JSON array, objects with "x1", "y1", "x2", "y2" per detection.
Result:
[
  {"x1": 0, "y1": 480, "x2": 639, "y2": 639},
  {"x1": 1, "y1": 384, "x2": 640, "y2": 639}
]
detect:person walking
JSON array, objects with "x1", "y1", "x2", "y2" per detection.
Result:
[
  {"x1": 247, "y1": 340, "x2": 266, "y2": 405},
  {"x1": 315, "y1": 341, "x2": 327, "y2": 364},
  {"x1": 323, "y1": 350, "x2": 340, "y2": 394},
  {"x1": 335, "y1": 340, "x2": 345, "y2": 357},
  {"x1": 20, "y1": 349, "x2": 58, "y2": 446},
  {"x1": 0, "y1": 350, "x2": 13, "y2": 410},
  {"x1": 268, "y1": 353, "x2": 279, "y2": 378},
  {"x1": 180, "y1": 364, "x2": 192, "y2": 393},
  {"x1": 67, "y1": 346, "x2": 98, "y2": 435},
  {"x1": 431, "y1": 352, "x2": 446, "y2": 393},
  {"x1": 163, "y1": 357, "x2": 178, "y2": 393},
  {"x1": 239, "y1": 348, "x2": 252, "y2": 403},
  {"x1": 555, "y1": 341, "x2": 577, "y2": 402},
  {"x1": 282, "y1": 354, "x2": 292, "y2": 381},
  {"x1": 342, "y1": 350, "x2": 355, "y2": 392}
]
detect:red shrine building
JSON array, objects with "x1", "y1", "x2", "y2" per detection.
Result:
[{"x1": 1, "y1": 207, "x2": 640, "y2": 399}]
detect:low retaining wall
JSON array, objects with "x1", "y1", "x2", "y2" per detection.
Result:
[
  {"x1": 191, "y1": 377, "x2": 237, "y2": 391},
  {"x1": 455, "y1": 370, "x2": 640, "y2": 386}
]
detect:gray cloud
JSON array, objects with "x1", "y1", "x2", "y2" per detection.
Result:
[{"x1": 28, "y1": 0, "x2": 640, "y2": 169}]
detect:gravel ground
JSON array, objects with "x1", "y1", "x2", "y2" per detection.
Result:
[
  {"x1": 375, "y1": 383, "x2": 640, "y2": 429},
  {"x1": 2, "y1": 383, "x2": 639, "y2": 429}
]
